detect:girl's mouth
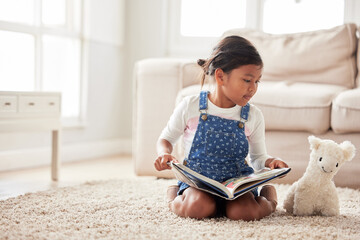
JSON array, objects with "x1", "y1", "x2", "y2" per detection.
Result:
[{"x1": 243, "y1": 95, "x2": 252, "y2": 101}]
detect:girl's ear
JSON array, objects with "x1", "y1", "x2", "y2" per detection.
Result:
[{"x1": 214, "y1": 68, "x2": 225, "y2": 85}]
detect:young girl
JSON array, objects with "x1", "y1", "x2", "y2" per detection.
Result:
[{"x1": 154, "y1": 36, "x2": 288, "y2": 221}]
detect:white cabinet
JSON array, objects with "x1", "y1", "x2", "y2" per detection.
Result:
[
  {"x1": 0, "y1": 91, "x2": 61, "y2": 181},
  {"x1": 18, "y1": 96, "x2": 60, "y2": 113},
  {"x1": 0, "y1": 95, "x2": 17, "y2": 112}
]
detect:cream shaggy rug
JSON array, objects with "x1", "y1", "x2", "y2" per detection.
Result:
[{"x1": 1, "y1": 178, "x2": 359, "y2": 240}]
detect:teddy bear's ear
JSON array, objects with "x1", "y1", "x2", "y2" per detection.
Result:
[
  {"x1": 340, "y1": 141, "x2": 356, "y2": 162},
  {"x1": 308, "y1": 135, "x2": 321, "y2": 150}
]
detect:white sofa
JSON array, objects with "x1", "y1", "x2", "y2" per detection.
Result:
[{"x1": 133, "y1": 24, "x2": 360, "y2": 188}]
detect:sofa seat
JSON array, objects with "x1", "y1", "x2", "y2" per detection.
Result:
[{"x1": 332, "y1": 88, "x2": 360, "y2": 133}]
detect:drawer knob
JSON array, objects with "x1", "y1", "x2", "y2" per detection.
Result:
[
  {"x1": 49, "y1": 102, "x2": 55, "y2": 106},
  {"x1": 4, "y1": 102, "x2": 11, "y2": 106},
  {"x1": 28, "y1": 102, "x2": 35, "y2": 106}
]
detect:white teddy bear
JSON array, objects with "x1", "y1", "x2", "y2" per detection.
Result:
[{"x1": 283, "y1": 135, "x2": 356, "y2": 216}]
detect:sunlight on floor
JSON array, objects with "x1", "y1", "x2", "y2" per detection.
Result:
[{"x1": 0, "y1": 154, "x2": 144, "y2": 200}]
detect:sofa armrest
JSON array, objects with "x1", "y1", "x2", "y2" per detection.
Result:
[{"x1": 133, "y1": 58, "x2": 195, "y2": 178}]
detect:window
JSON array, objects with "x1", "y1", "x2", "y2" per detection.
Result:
[
  {"x1": 168, "y1": 0, "x2": 247, "y2": 57},
  {"x1": 169, "y1": 0, "x2": 360, "y2": 58},
  {"x1": 0, "y1": 0, "x2": 83, "y2": 120},
  {"x1": 262, "y1": 0, "x2": 345, "y2": 34},
  {"x1": 0, "y1": 31, "x2": 35, "y2": 91},
  {"x1": 180, "y1": 0, "x2": 246, "y2": 37}
]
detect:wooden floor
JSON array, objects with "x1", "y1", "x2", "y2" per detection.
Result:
[{"x1": 0, "y1": 155, "x2": 143, "y2": 200}]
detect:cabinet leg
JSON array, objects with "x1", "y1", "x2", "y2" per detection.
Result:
[{"x1": 51, "y1": 130, "x2": 61, "y2": 181}]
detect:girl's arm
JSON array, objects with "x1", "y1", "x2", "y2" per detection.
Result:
[
  {"x1": 154, "y1": 97, "x2": 189, "y2": 171},
  {"x1": 248, "y1": 106, "x2": 288, "y2": 169},
  {"x1": 154, "y1": 139, "x2": 178, "y2": 171},
  {"x1": 157, "y1": 138, "x2": 173, "y2": 156}
]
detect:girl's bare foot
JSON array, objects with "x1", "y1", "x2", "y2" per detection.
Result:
[
  {"x1": 260, "y1": 185, "x2": 277, "y2": 212},
  {"x1": 166, "y1": 185, "x2": 179, "y2": 207}
]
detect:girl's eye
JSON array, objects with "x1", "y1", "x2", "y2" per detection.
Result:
[
  {"x1": 243, "y1": 79, "x2": 260, "y2": 84},
  {"x1": 336, "y1": 163, "x2": 339, "y2": 167},
  {"x1": 319, "y1": 157, "x2": 322, "y2": 162}
]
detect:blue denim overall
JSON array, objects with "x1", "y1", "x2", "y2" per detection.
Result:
[{"x1": 178, "y1": 91, "x2": 258, "y2": 197}]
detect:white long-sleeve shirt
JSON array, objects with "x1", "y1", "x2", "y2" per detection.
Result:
[{"x1": 159, "y1": 94, "x2": 270, "y2": 170}]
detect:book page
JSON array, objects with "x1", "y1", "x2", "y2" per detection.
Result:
[
  {"x1": 222, "y1": 168, "x2": 290, "y2": 191},
  {"x1": 171, "y1": 163, "x2": 232, "y2": 198}
]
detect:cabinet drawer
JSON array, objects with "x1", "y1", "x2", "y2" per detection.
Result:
[
  {"x1": 0, "y1": 96, "x2": 17, "y2": 113},
  {"x1": 19, "y1": 96, "x2": 60, "y2": 113}
]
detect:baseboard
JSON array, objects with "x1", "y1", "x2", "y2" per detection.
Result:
[{"x1": 0, "y1": 138, "x2": 132, "y2": 172}]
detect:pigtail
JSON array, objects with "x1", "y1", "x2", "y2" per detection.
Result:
[
  {"x1": 197, "y1": 59, "x2": 206, "y2": 68},
  {"x1": 197, "y1": 58, "x2": 208, "y2": 87}
]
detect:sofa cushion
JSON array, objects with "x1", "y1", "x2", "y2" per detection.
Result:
[
  {"x1": 251, "y1": 81, "x2": 346, "y2": 134},
  {"x1": 177, "y1": 82, "x2": 346, "y2": 134},
  {"x1": 331, "y1": 89, "x2": 360, "y2": 133},
  {"x1": 223, "y1": 24, "x2": 358, "y2": 88}
]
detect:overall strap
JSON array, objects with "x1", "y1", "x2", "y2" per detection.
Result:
[
  {"x1": 240, "y1": 103, "x2": 250, "y2": 121},
  {"x1": 199, "y1": 90, "x2": 250, "y2": 122},
  {"x1": 199, "y1": 91, "x2": 209, "y2": 110}
]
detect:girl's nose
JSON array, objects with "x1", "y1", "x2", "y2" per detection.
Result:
[{"x1": 249, "y1": 82, "x2": 257, "y2": 92}]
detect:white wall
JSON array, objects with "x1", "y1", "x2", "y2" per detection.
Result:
[
  {"x1": 0, "y1": 0, "x2": 130, "y2": 171},
  {"x1": 0, "y1": 0, "x2": 172, "y2": 171},
  {"x1": 122, "y1": 0, "x2": 169, "y2": 136}
]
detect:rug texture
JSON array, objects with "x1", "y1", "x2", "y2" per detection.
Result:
[{"x1": 1, "y1": 178, "x2": 359, "y2": 240}]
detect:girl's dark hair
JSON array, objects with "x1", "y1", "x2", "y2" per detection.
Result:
[{"x1": 198, "y1": 35, "x2": 263, "y2": 86}]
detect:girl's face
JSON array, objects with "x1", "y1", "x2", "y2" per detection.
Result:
[{"x1": 214, "y1": 64, "x2": 262, "y2": 107}]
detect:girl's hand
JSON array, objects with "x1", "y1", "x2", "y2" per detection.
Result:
[
  {"x1": 265, "y1": 158, "x2": 289, "y2": 169},
  {"x1": 154, "y1": 153, "x2": 179, "y2": 171}
]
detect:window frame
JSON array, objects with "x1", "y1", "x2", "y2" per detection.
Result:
[
  {"x1": 0, "y1": 0, "x2": 87, "y2": 128},
  {"x1": 167, "y1": 0, "x2": 262, "y2": 58},
  {"x1": 167, "y1": 0, "x2": 219, "y2": 58}
]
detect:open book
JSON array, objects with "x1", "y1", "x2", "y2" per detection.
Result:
[{"x1": 169, "y1": 162, "x2": 291, "y2": 200}]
